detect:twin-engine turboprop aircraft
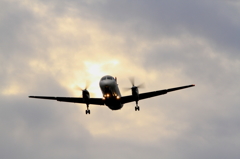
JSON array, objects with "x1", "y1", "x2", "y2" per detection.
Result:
[{"x1": 29, "y1": 75, "x2": 195, "y2": 114}]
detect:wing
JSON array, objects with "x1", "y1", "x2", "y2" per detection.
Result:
[
  {"x1": 121, "y1": 84, "x2": 195, "y2": 104},
  {"x1": 29, "y1": 96, "x2": 105, "y2": 105}
]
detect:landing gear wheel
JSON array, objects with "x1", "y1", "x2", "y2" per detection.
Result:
[
  {"x1": 135, "y1": 106, "x2": 140, "y2": 111},
  {"x1": 85, "y1": 110, "x2": 90, "y2": 114}
]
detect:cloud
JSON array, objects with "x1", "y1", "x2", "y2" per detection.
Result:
[{"x1": 1, "y1": 0, "x2": 240, "y2": 159}]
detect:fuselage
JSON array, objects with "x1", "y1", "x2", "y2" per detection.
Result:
[{"x1": 99, "y1": 75, "x2": 123, "y2": 110}]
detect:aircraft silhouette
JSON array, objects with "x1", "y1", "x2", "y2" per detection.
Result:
[{"x1": 29, "y1": 75, "x2": 195, "y2": 114}]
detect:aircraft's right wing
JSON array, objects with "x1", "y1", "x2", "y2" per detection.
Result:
[
  {"x1": 29, "y1": 96, "x2": 105, "y2": 105},
  {"x1": 121, "y1": 84, "x2": 195, "y2": 104}
]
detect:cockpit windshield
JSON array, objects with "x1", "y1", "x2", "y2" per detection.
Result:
[
  {"x1": 101, "y1": 76, "x2": 114, "y2": 81},
  {"x1": 107, "y1": 76, "x2": 113, "y2": 80},
  {"x1": 101, "y1": 77, "x2": 107, "y2": 80}
]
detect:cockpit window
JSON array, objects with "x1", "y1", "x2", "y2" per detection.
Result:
[
  {"x1": 107, "y1": 77, "x2": 112, "y2": 80},
  {"x1": 101, "y1": 77, "x2": 106, "y2": 80},
  {"x1": 101, "y1": 76, "x2": 114, "y2": 80}
]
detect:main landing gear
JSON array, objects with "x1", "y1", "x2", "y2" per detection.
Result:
[
  {"x1": 135, "y1": 106, "x2": 140, "y2": 111},
  {"x1": 86, "y1": 109, "x2": 90, "y2": 114},
  {"x1": 86, "y1": 104, "x2": 90, "y2": 114},
  {"x1": 135, "y1": 100, "x2": 140, "y2": 111}
]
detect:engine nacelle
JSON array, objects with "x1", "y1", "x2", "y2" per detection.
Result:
[
  {"x1": 82, "y1": 89, "x2": 90, "y2": 102},
  {"x1": 131, "y1": 86, "x2": 139, "y2": 96}
]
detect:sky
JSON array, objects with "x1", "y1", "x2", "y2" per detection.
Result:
[{"x1": 1, "y1": 0, "x2": 240, "y2": 158}]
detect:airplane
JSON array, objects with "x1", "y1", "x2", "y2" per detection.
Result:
[{"x1": 29, "y1": 75, "x2": 195, "y2": 114}]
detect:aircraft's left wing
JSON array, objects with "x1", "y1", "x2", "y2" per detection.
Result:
[
  {"x1": 29, "y1": 96, "x2": 104, "y2": 105},
  {"x1": 121, "y1": 84, "x2": 195, "y2": 104}
]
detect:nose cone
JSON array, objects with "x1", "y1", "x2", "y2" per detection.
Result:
[
  {"x1": 99, "y1": 79, "x2": 115, "y2": 89},
  {"x1": 99, "y1": 75, "x2": 116, "y2": 90}
]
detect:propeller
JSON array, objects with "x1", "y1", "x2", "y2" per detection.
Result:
[
  {"x1": 123, "y1": 77, "x2": 145, "y2": 91},
  {"x1": 75, "y1": 81, "x2": 90, "y2": 91},
  {"x1": 75, "y1": 81, "x2": 91, "y2": 99},
  {"x1": 75, "y1": 81, "x2": 91, "y2": 114}
]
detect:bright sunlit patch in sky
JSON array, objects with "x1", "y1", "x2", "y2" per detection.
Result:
[
  {"x1": 71, "y1": 60, "x2": 120, "y2": 97},
  {"x1": 1, "y1": 84, "x2": 22, "y2": 95},
  {"x1": 84, "y1": 60, "x2": 119, "y2": 76}
]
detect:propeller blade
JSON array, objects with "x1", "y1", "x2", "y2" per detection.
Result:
[
  {"x1": 129, "y1": 77, "x2": 135, "y2": 86},
  {"x1": 85, "y1": 81, "x2": 90, "y2": 90},
  {"x1": 136, "y1": 83, "x2": 145, "y2": 89},
  {"x1": 75, "y1": 85, "x2": 83, "y2": 91},
  {"x1": 123, "y1": 87, "x2": 132, "y2": 92},
  {"x1": 123, "y1": 77, "x2": 145, "y2": 91},
  {"x1": 75, "y1": 81, "x2": 91, "y2": 91}
]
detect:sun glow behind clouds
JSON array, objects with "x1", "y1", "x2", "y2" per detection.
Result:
[
  {"x1": 84, "y1": 60, "x2": 119, "y2": 76},
  {"x1": 1, "y1": 0, "x2": 184, "y2": 143},
  {"x1": 2, "y1": 84, "x2": 23, "y2": 95},
  {"x1": 71, "y1": 60, "x2": 120, "y2": 97}
]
